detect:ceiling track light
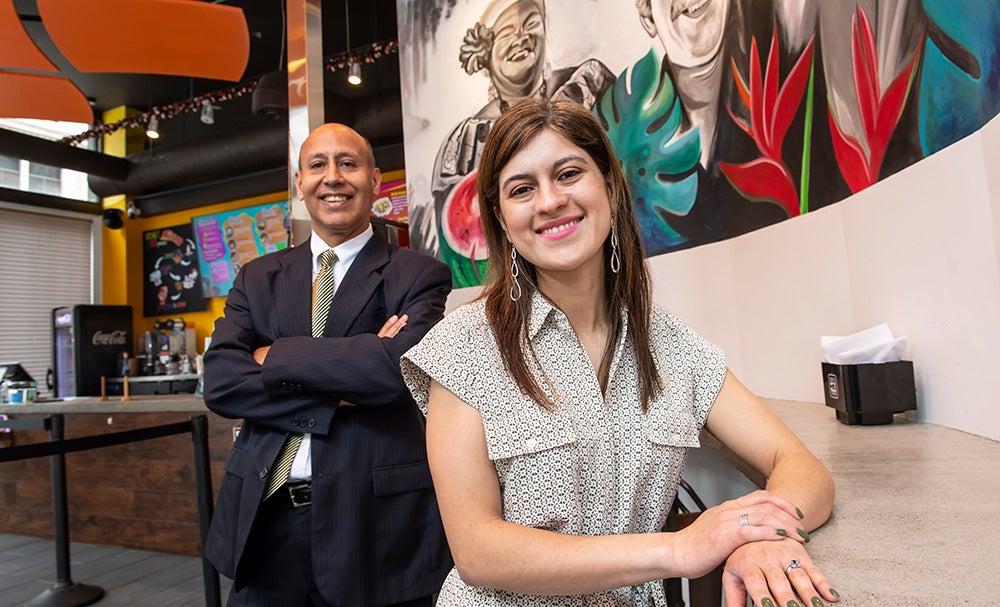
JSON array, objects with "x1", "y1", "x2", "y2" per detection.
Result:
[
  {"x1": 146, "y1": 116, "x2": 160, "y2": 139},
  {"x1": 200, "y1": 100, "x2": 215, "y2": 125},
  {"x1": 347, "y1": 60, "x2": 362, "y2": 86},
  {"x1": 344, "y1": 1, "x2": 361, "y2": 86}
]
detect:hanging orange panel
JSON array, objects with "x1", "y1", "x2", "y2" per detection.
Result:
[
  {"x1": 37, "y1": 0, "x2": 249, "y2": 81},
  {"x1": 0, "y1": 0, "x2": 58, "y2": 71},
  {"x1": 0, "y1": 71, "x2": 92, "y2": 122}
]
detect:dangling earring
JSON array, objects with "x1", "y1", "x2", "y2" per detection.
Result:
[
  {"x1": 609, "y1": 220, "x2": 621, "y2": 274},
  {"x1": 509, "y1": 245, "x2": 522, "y2": 302}
]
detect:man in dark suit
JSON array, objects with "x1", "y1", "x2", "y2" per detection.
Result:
[{"x1": 203, "y1": 122, "x2": 453, "y2": 606}]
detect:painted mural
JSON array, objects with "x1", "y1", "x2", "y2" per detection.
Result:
[{"x1": 397, "y1": 0, "x2": 1000, "y2": 287}]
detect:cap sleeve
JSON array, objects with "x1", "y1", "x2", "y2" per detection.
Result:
[
  {"x1": 650, "y1": 308, "x2": 727, "y2": 430},
  {"x1": 401, "y1": 301, "x2": 499, "y2": 416}
]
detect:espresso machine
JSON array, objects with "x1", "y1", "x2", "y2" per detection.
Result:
[
  {"x1": 141, "y1": 318, "x2": 190, "y2": 375},
  {"x1": 141, "y1": 328, "x2": 169, "y2": 376}
]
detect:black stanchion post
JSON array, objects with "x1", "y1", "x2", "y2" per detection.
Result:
[
  {"x1": 190, "y1": 414, "x2": 221, "y2": 607},
  {"x1": 26, "y1": 414, "x2": 104, "y2": 607}
]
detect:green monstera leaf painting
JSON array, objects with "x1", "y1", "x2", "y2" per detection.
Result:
[{"x1": 596, "y1": 49, "x2": 701, "y2": 255}]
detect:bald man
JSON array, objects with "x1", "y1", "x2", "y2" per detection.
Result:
[{"x1": 204, "y1": 123, "x2": 453, "y2": 606}]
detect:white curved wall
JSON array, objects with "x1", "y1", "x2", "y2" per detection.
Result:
[
  {"x1": 446, "y1": 115, "x2": 1000, "y2": 441},
  {"x1": 649, "y1": 114, "x2": 1000, "y2": 441}
]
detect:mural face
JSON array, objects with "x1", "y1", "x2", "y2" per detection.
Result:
[
  {"x1": 399, "y1": 0, "x2": 618, "y2": 286},
  {"x1": 489, "y1": 0, "x2": 547, "y2": 98},
  {"x1": 641, "y1": 0, "x2": 730, "y2": 68},
  {"x1": 397, "y1": 0, "x2": 1000, "y2": 286}
]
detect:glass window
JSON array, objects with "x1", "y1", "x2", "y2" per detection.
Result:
[
  {"x1": 28, "y1": 162, "x2": 62, "y2": 196},
  {"x1": 0, "y1": 156, "x2": 19, "y2": 189}
]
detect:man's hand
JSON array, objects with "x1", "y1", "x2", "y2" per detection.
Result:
[
  {"x1": 253, "y1": 346, "x2": 271, "y2": 365},
  {"x1": 254, "y1": 314, "x2": 404, "y2": 367},
  {"x1": 255, "y1": 315, "x2": 408, "y2": 404},
  {"x1": 378, "y1": 314, "x2": 408, "y2": 338},
  {"x1": 338, "y1": 314, "x2": 408, "y2": 408}
]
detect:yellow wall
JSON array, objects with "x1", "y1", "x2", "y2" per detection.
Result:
[
  {"x1": 100, "y1": 106, "x2": 142, "y2": 306},
  {"x1": 98, "y1": 106, "x2": 290, "y2": 354},
  {"x1": 123, "y1": 191, "x2": 288, "y2": 354},
  {"x1": 102, "y1": 165, "x2": 405, "y2": 357}
]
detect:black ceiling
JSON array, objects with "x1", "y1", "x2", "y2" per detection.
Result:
[
  {"x1": 16, "y1": 0, "x2": 401, "y2": 124},
  {"x1": 6, "y1": 0, "x2": 405, "y2": 214}
]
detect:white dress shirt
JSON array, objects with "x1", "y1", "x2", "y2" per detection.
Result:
[{"x1": 288, "y1": 225, "x2": 374, "y2": 481}]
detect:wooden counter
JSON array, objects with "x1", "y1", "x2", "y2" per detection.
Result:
[{"x1": 0, "y1": 396, "x2": 235, "y2": 556}]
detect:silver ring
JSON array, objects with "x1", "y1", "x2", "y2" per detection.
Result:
[
  {"x1": 784, "y1": 559, "x2": 802, "y2": 574},
  {"x1": 739, "y1": 513, "x2": 749, "y2": 527}
]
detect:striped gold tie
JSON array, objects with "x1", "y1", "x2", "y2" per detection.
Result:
[
  {"x1": 262, "y1": 249, "x2": 337, "y2": 500},
  {"x1": 311, "y1": 249, "x2": 338, "y2": 339}
]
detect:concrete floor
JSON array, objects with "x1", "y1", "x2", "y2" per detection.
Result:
[{"x1": 0, "y1": 532, "x2": 231, "y2": 606}]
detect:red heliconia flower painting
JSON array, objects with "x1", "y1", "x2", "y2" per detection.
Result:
[
  {"x1": 828, "y1": 4, "x2": 923, "y2": 194},
  {"x1": 721, "y1": 27, "x2": 815, "y2": 218}
]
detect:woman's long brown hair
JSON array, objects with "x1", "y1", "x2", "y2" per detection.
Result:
[{"x1": 476, "y1": 99, "x2": 663, "y2": 411}]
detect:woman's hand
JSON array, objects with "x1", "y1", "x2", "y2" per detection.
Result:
[
  {"x1": 671, "y1": 490, "x2": 809, "y2": 579},
  {"x1": 722, "y1": 539, "x2": 840, "y2": 607}
]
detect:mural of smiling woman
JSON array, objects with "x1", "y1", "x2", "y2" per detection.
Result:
[
  {"x1": 398, "y1": 0, "x2": 1000, "y2": 280},
  {"x1": 409, "y1": 0, "x2": 615, "y2": 287}
]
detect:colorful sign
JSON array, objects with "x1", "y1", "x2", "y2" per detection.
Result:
[
  {"x1": 142, "y1": 224, "x2": 207, "y2": 317},
  {"x1": 374, "y1": 179, "x2": 408, "y2": 224},
  {"x1": 192, "y1": 201, "x2": 289, "y2": 298}
]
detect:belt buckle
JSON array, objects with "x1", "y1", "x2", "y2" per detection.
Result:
[{"x1": 286, "y1": 481, "x2": 311, "y2": 508}]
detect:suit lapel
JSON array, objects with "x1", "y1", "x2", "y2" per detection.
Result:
[
  {"x1": 322, "y1": 234, "x2": 391, "y2": 337},
  {"x1": 271, "y1": 242, "x2": 313, "y2": 337}
]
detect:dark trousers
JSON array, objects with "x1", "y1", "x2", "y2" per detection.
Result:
[{"x1": 227, "y1": 493, "x2": 434, "y2": 607}]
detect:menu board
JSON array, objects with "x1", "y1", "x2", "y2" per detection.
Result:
[
  {"x1": 143, "y1": 224, "x2": 207, "y2": 317},
  {"x1": 192, "y1": 201, "x2": 290, "y2": 298},
  {"x1": 373, "y1": 180, "x2": 408, "y2": 224}
]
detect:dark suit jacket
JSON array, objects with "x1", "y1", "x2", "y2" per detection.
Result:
[{"x1": 202, "y1": 231, "x2": 453, "y2": 606}]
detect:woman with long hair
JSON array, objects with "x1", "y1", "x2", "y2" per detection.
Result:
[{"x1": 402, "y1": 98, "x2": 837, "y2": 607}]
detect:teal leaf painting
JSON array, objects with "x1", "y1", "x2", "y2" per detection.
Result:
[{"x1": 596, "y1": 49, "x2": 700, "y2": 255}]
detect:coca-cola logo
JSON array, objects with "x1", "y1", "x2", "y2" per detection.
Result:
[{"x1": 92, "y1": 330, "x2": 128, "y2": 346}]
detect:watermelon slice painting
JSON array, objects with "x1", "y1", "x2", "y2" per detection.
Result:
[{"x1": 439, "y1": 170, "x2": 489, "y2": 287}]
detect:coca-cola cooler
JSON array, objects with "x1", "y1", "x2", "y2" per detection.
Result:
[{"x1": 52, "y1": 305, "x2": 133, "y2": 398}]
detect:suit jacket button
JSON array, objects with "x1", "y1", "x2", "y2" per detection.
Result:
[
  {"x1": 307, "y1": 419, "x2": 316, "y2": 428},
  {"x1": 259, "y1": 467, "x2": 268, "y2": 480},
  {"x1": 292, "y1": 418, "x2": 300, "y2": 427}
]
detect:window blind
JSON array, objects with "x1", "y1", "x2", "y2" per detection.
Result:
[{"x1": 0, "y1": 204, "x2": 95, "y2": 396}]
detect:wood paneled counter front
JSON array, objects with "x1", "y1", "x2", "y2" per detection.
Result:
[
  {"x1": 2, "y1": 398, "x2": 997, "y2": 604},
  {"x1": 0, "y1": 396, "x2": 236, "y2": 556}
]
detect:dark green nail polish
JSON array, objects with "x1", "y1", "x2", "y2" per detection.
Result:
[
  {"x1": 761, "y1": 599, "x2": 775, "y2": 607},
  {"x1": 812, "y1": 597, "x2": 825, "y2": 607},
  {"x1": 797, "y1": 528, "x2": 811, "y2": 542},
  {"x1": 829, "y1": 588, "x2": 840, "y2": 598},
  {"x1": 787, "y1": 601, "x2": 800, "y2": 607},
  {"x1": 776, "y1": 528, "x2": 787, "y2": 536},
  {"x1": 796, "y1": 507, "x2": 804, "y2": 519}
]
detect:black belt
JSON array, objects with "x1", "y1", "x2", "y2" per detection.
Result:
[{"x1": 281, "y1": 481, "x2": 312, "y2": 508}]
